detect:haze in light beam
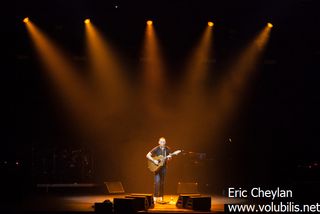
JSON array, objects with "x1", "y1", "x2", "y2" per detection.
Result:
[
  {"x1": 171, "y1": 24, "x2": 214, "y2": 149},
  {"x1": 183, "y1": 24, "x2": 214, "y2": 90},
  {"x1": 85, "y1": 22, "x2": 129, "y2": 116},
  {"x1": 24, "y1": 20, "x2": 101, "y2": 140},
  {"x1": 208, "y1": 25, "x2": 272, "y2": 142},
  {"x1": 140, "y1": 21, "x2": 168, "y2": 121}
]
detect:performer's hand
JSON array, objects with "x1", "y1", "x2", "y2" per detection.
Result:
[{"x1": 153, "y1": 160, "x2": 159, "y2": 165}]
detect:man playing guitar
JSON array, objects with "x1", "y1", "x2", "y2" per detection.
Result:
[{"x1": 146, "y1": 137, "x2": 172, "y2": 203}]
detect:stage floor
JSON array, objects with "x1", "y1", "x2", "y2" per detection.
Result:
[{"x1": 17, "y1": 193, "x2": 245, "y2": 213}]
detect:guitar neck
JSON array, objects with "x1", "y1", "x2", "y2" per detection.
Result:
[
  {"x1": 159, "y1": 150, "x2": 181, "y2": 160},
  {"x1": 165, "y1": 152, "x2": 178, "y2": 159}
]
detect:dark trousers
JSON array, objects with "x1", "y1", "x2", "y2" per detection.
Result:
[{"x1": 154, "y1": 166, "x2": 166, "y2": 197}]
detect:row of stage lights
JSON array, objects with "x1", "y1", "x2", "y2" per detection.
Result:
[
  {"x1": 83, "y1": 19, "x2": 217, "y2": 27},
  {"x1": 23, "y1": 17, "x2": 273, "y2": 28}
]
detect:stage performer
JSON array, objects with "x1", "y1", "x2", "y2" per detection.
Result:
[{"x1": 146, "y1": 137, "x2": 172, "y2": 202}]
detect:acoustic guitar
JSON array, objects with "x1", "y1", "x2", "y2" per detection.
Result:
[{"x1": 147, "y1": 150, "x2": 182, "y2": 173}]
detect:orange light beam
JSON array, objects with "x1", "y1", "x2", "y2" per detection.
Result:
[
  {"x1": 169, "y1": 24, "x2": 214, "y2": 150},
  {"x1": 142, "y1": 20, "x2": 166, "y2": 90},
  {"x1": 139, "y1": 19, "x2": 168, "y2": 120},
  {"x1": 183, "y1": 24, "x2": 214, "y2": 89},
  {"x1": 207, "y1": 25, "x2": 272, "y2": 140},
  {"x1": 24, "y1": 20, "x2": 99, "y2": 139},
  {"x1": 85, "y1": 21, "x2": 130, "y2": 116}
]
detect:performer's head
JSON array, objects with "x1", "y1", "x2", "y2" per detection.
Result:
[{"x1": 158, "y1": 137, "x2": 166, "y2": 148}]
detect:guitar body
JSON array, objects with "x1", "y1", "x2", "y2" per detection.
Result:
[
  {"x1": 147, "y1": 155, "x2": 165, "y2": 173},
  {"x1": 147, "y1": 150, "x2": 182, "y2": 173}
]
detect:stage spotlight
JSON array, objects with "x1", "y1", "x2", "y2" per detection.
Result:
[
  {"x1": 147, "y1": 20, "x2": 153, "y2": 26},
  {"x1": 267, "y1": 22, "x2": 273, "y2": 28},
  {"x1": 208, "y1": 22, "x2": 214, "y2": 27},
  {"x1": 23, "y1": 17, "x2": 29, "y2": 23},
  {"x1": 84, "y1": 19, "x2": 91, "y2": 24}
]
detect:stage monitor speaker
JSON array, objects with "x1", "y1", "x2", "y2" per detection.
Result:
[
  {"x1": 177, "y1": 182, "x2": 199, "y2": 194},
  {"x1": 125, "y1": 195, "x2": 148, "y2": 211},
  {"x1": 186, "y1": 196, "x2": 211, "y2": 211},
  {"x1": 94, "y1": 200, "x2": 113, "y2": 213},
  {"x1": 129, "y1": 193, "x2": 154, "y2": 208},
  {"x1": 113, "y1": 198, "x2": 136, "y2": 214},
  {"x1": 176, "y1": 194, "x2": 201, "y2": 208},
  {"x1": 104, "y1": 181, "x2": 125, "y2": 194}
]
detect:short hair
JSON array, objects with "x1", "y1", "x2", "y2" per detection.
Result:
[{"x1": 159, "y1": 137, "x2": 166, "y2": 143}]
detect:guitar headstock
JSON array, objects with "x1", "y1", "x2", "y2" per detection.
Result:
[{"x1": 172, "y1": 150, "x2": 182, "y2": 156}]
